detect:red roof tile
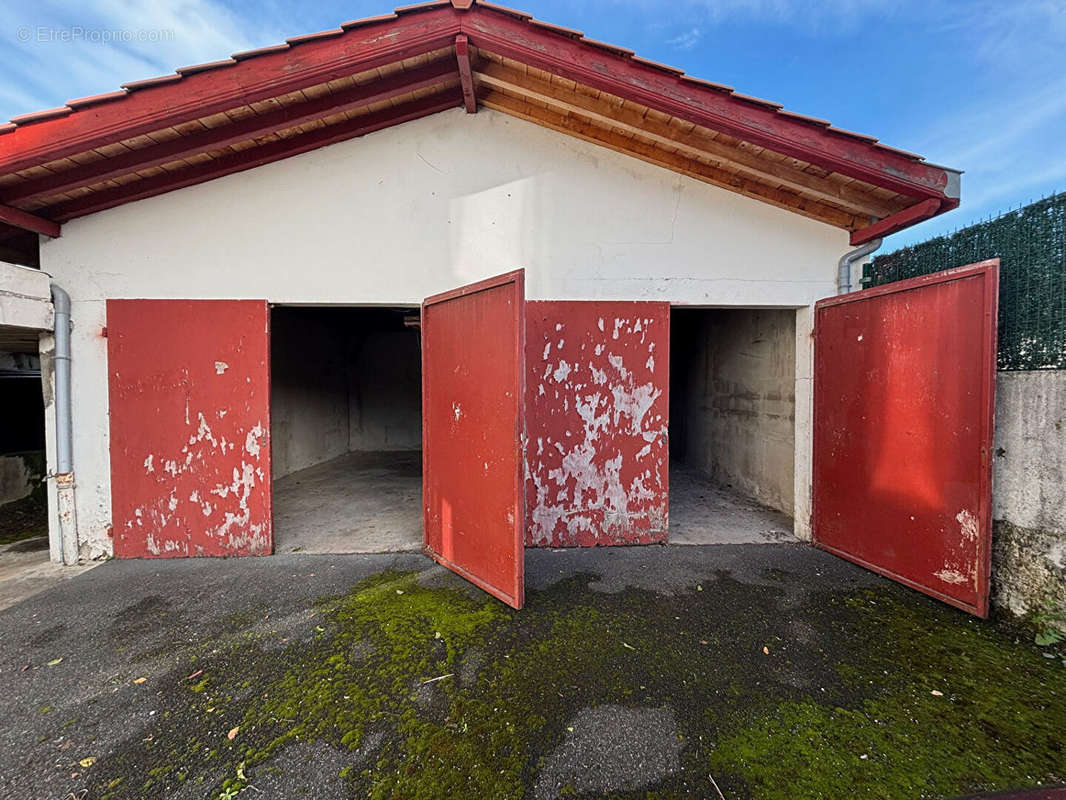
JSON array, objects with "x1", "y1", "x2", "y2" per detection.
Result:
[
  {"x1": 176, "y1": 59, "x2": 237, "y2": 77},
  {"x1": 286, "y1": 29, "x2": 346, "y2": 45},
  {"x1": 66, "y1": 90, "x2": 128, "y2": 110},
  {"x1": 9, "y1": 107, "x2": 72, "y2": 126}
]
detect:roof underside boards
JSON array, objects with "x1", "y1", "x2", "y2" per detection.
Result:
[{"x1": 0, "y1": 0, "x2": 960, "y2": 251}]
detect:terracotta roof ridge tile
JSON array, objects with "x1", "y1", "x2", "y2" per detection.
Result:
[
  {"x1": 176, "y1": 58, "x2": 237, "y2": 77},
  {"x1": 9, "y1": 107, "x2": 73, "y2": 126},
  {"x1": 285, "y1": 29, "x2": 346, "y2": 45},
  {"x1": 232, "y1": 43, "x2": 291, "y2": 61}
]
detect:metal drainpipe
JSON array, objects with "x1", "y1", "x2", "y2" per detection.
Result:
[
  {"x1": 50, "y1": 283, "x2": 79, "y2": 565},
  {"x1": 836, "y1": 238, "x2": 883, "y2": 294}
]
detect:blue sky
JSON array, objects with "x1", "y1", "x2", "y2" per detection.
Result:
[{"x1": 1, "y1": 0, "x2": 1064, "y2": 249}]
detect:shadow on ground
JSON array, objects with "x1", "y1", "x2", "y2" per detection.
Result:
[{"x1": 0, "y1": 545, "x2": 1063, "y2": 800}]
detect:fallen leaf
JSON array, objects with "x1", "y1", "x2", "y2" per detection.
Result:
[
  {"x1": 930, "y1": 689, "x2": 944, "y2": 697},
  {"x1": 236, "y1": 761, "x2": 247, "y2": 781},
  {"x1": 47, "y1": 658, "x2": 63, "y2": 667},
  {"x1": 133, "y1": 677, "x2": 147, "y2": 685},
  {"x1": 187, "y1": 670, "x2": 203, "y2": 680},
  {"x1": 79, "y1": 757, "x2": 96, "y2": 768},
  {"x1": 396, "y1": 590, "x2": 404, "y2": 595},
  {"x1": 227, "y1": 726, "x2": 239, "y2": 740},
  {"x1": 763, "y1": 647, "x2": 770, "y2": 655},
  {"x1": 622, "y1": 642, "x2": 636, "y2": 651},
  {"x1": 696, "y1": 585, "x2": 703, "y2": 592},
  {"x1": 699, "y1": 640, "x2": 709, "y2": 645}
]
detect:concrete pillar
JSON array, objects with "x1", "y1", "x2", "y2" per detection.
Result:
[{"x1": 793, "y1": 305, "x2": 815, "y2": 541}]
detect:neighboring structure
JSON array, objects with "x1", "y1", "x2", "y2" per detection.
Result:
[
  {"x1": 0, "y1": 1, "x2": 982, "y2": 611},
  {"x1": 0, "y1": 262, "x2": 52, "y2": 538},
  {"x1": 866, "y1": 194, "x2": 1066, "y2": 620}
]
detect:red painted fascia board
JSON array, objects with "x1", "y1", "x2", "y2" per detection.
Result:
[
  {"x1": 849, "y1": 198, "x2": 943, "y2": 245},
  {"x1": 461, "y1": 5, "x2": 957, "y2": 203},
  {"x1": 50, "y1": 90, "x2": 462, "y2": 222},
  {"x1": 0, "y1": 6, "x2": 462, "y2": 176}
]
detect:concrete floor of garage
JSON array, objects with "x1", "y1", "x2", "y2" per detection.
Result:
[
  {"x1": 272, "y1": 451, "x2": 423, "y2": 554},
  {"x1": 1, "y1": 546, "x2": 1063, "y2": 800},
  {"x1": 271, "y1": 451, "x2": 792, "y2": 553}
]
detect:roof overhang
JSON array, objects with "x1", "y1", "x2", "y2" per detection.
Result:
[{"x1": 0, "y1": 0, "x2": 960, "y2": 252}]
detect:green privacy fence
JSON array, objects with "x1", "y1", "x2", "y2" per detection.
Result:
[{"x1": 863, "y1": 192, "x2": 1066, "y2": 371}]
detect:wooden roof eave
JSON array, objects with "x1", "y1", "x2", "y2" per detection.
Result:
[{"x1": 0, "y1": 0, "x2": 960, "y2": 241}]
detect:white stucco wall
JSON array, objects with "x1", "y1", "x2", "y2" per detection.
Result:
[{"x1": 39, "y1": 107, "x2": 848, "y2": 558}]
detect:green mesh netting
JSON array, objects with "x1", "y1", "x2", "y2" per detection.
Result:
[{"x1": 863, "y1": 192, "x2": 1066, "y2": 371}]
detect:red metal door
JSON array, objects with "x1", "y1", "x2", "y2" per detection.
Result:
[
  {"x1": 813, "y1": 260, "x2": 999, "y2": 616},
  {"x1": 107, "y1": 300, "x2": 272, "y2": 558},
  {"x1": 525, "y1": 301, "x2": 670, "y2": 547},
  {"x1": 422, "y1": 270, "x2": 526, "y2": 609}
]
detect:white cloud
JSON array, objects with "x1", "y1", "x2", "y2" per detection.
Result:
[
  {"x1": 0, "y1": 0, "x2": 286, "y2": 119},
  {"x1": 666, "y1": 27, "x2": 704, "y2": 50}
]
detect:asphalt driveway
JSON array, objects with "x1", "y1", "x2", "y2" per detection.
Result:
[{"x1": 0, "y1": 545, "x2": 1063, "y2": 799}]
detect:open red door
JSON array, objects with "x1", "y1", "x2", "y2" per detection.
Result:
[
  {"x1": 813, "y1": 261, "x2": 999, "y2": 616},
  {"x1": 108, "y1": 300, "x2": 272, "y2": 558},
  {"x1": 422, "y1": 270, "x2": 526, "y2": 608}
]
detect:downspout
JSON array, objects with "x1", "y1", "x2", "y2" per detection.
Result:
[
  {"x1": 50, "y1": 283, "x2": 78, "y2": 565},
  {"x1": 836, "y1": 237, "x2": 882, "y2": 294}
]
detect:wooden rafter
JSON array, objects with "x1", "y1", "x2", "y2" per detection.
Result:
[
  {"x1": 455, "y1": 34, "x2": 477, "y2": 113},
  {"x1": 463, "y1": 7, "x2": 955, "y2": 201},
  {"x1": 0, "y1": 202, "x2": 60, "y2": 238},
  {"x1": 51, "y1": 90, "x2": 463, "y2": 221},
  {"x1": 4, "y1": 60, "x2": 459, "y2": 206},
  {"x1": 480, "y1": 90, "x2": 860, "y2": 230},
  {"x1": 850, "y1": 198, "x2": 941, "y2": 245},
  {"x1": 474, "y1": 60, "x2": 901, "y2": 219}
]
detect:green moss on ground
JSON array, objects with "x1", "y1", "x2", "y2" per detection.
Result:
[
  {"x1": 708, "y1": 592, "x2": 1066, "y2": 799},
  {"x1": 85, "y1": 571, "x2": 1066, "y2": 800}
]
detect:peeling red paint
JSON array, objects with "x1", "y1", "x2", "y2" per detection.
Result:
[
  {"x1": 107, "y1": 300, "x2": 272, "y2": 558},
  {"x1": 525, "y1": 301, "x2": 669, "y2": 547}
]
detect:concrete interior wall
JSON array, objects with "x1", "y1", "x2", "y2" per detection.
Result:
[
  {"x1": 670, "y1": 308, "x2": 796, "y2": 516},
  {"x1": 348, "y1": 325, "x2": 422, "y2": 453},
  {"x1": 270, "y1": 307, "x2": 421, "y2": 480}
]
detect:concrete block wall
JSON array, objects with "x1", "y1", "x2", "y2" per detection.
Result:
[
  {"x1": 271, "y1": 309, "x2": 422, "y2": 479},
  {"x1": 671, "y1": 308, "x2": 796, "y2": 517},
  {"x1": 348, "y1": 329, "x2": 422, "y2": 452},
  {"x1": 991, "y1": 370, "x2": 1066, "y2": 620},
  {"x1": 270, "y1": 309, "x2": 351, "y2": 478}
]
